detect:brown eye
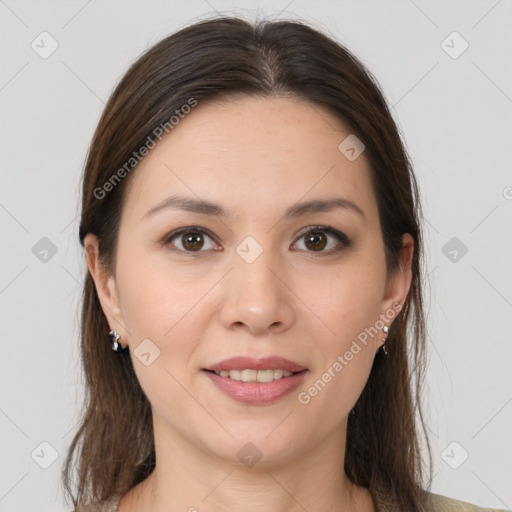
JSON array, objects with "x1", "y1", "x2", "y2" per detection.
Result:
[
  {"x1": 182, "y1": 232, "x2": 204, "y2": 251},
  {"x1": 293, "y1": 226, "x2": 349, "y2": 254},
  {"x1": 304, "y1": 231, "x2": 328, "y2": 251},
  {"x1": 165, "y1": 228, "x2": 218, "y2": 253}
]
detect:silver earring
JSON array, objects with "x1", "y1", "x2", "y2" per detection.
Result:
[
  {"x1": 109, "y1": 328, "x2": 126, "y2": 352},
  {"x1": 381, "y1": 325, "x2": 389, "y2": 355}
]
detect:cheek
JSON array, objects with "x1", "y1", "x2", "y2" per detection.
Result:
[
  {"x1": 307, "y1": 256, "x2": 385, "y2": 343},
  {"x1": 298, "y1": 298, "x2": 379, "y2": 429},
  {"x1": 297, "y1": 257, "x2": 384, "y2": 411},
  {"x1": 114, "y1": 243, "x2": 227, "y2": 390},
  {"x1": 115, "y1": 244, "x2": 211, "y2": 339},
  {"x1": 115, "y1": 248, "x2": 205, "y2": 419}
]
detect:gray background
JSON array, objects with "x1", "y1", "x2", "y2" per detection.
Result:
[{"x1": 1, "y1": 1, "x2": 511, "y2": 511}]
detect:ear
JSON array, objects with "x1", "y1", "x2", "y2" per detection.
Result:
[
  {"x1": 379, "y1": 232, "x2": 414, "y2": 338},
  {"x1": 84, "y1": 233, "x2": 128, "y2": 348}
]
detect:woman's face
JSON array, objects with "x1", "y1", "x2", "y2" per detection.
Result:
[{"x1": 87, "y1": 95, "x2": 412, "y2": 466}]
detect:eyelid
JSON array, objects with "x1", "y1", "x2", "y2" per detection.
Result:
[{"x1": 295, "y1": 224, "x2": 348, "y2": 241}]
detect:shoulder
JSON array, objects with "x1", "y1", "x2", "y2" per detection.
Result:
[{"x1": 424, "y1": 492, "x2": 508, "y2": 512}]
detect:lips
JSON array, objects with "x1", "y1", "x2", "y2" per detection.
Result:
[
  {"x1": 201, "y1": 356, "x2": 308, "y2": 405},
  {"x1": 203, "y1": 368, "x2": 308, "y2": 405},
  {"x1": 202, "y1": 356, "x2": 307, "y2": 373}
]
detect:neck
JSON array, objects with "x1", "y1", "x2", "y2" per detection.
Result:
[{"x1": 121, "y1": 418, "x2": 374, "y2": 512}]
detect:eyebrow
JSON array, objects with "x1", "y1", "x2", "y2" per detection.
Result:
[{"x1": 143, "y1": 195, "x2": 366, "y2": 221}]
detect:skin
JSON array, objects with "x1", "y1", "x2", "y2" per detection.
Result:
[{"x1": 85, "y1": 95, "x2": 414, "y2": 512}]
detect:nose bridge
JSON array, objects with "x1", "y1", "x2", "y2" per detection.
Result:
[
  {"x1": 219, "y1": 234, "x2": 295, "y2": 334},
  {"x1": 237, "y1": 243, "x2": 278, "y2": 289},
  {"x1": 234, "y1": 235, "x2": 283, "y2": 303}
]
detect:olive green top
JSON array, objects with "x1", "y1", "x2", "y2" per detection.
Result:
[{"x1": 76, "y1": 487, "x2": 508, "y2": 512}]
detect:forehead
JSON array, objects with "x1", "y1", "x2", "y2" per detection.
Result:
[{"x1": 122, "y1": 95, "x2": 378, "y2": 224}]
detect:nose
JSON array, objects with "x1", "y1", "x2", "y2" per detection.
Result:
[{"x1": 219, "y1": 247, "x2": 296, "y2": 336}]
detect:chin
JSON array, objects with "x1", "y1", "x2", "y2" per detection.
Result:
[{"x1": 198, "y1": 425, "x2": 310, "y2": 468}]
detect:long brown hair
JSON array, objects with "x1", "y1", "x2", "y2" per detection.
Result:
[{"x1": 62, "y1": 15, "x2": 432, "y2": 511}]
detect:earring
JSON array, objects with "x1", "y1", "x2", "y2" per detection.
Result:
[
  {"x1": 380, "y1": 325, "x2": 389, "y2": 355},
  {"x1": 109, "y1": 328, "x2": 126, "y2": 352}
]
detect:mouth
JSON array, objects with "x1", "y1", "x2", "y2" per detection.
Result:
[{"x1": 201, "y1": 356, "x2": 308, "y2": 405}]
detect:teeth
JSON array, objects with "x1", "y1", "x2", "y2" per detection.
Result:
[
  {"x1": 213, "y1": 369, "x2": 295, "y2": 382},
  {"x1": 274, "y1": 369, "x2": 284, "y2": 379}
]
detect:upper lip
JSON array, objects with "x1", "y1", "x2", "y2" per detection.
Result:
[{"x1": 203, "y1": 356, "x2": 307, "y2": 373}]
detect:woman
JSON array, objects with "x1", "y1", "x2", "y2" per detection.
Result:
[{"x1": 62, "y1": 16, "x2": 505, "y2": 512}]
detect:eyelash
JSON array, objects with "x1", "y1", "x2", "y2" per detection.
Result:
[{"x1": 162, "y1": 225, "x2": 350, "y2": 256}]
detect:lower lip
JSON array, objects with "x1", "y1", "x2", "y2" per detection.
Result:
[{"x1": 203, "y1": 370, "x2": 308, "y2": 405}]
